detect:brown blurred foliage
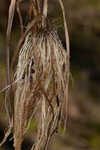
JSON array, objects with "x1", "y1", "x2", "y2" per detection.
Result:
[{"x1": 0, "y1": 0, "x2": 100, "y2": 150}]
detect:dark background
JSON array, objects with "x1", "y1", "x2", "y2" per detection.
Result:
[{"x1": 0, "y1": 0, "x2": 100, "y2": 150}]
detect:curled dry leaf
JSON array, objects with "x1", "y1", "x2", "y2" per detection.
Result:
[
  {"x1": 1, "y1": 0, "x2": 17, "y2": 147},
  {"x1": 58, "y1": 0, "x2": 70, "y2": 130}
]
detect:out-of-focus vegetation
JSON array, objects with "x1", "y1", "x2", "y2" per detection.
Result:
[{"x1": 0, "y1": 0, "x2": 100, "y2": 150}]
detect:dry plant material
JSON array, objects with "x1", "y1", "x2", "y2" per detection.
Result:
[
  {"x1": 1, "y1": 0, "x2": 17, "y2": 146},
  {"x1": 16, "y1": 0, "x2": 24, "y2": 35},
  {"x1": 0, "y1": 0, "x2": 70, "y2": 150},
  {"x1": 58, "y1": 0, "x2": 70, "y2": 130}
]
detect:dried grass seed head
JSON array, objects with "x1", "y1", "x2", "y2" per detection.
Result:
[{"x1": 14, "y1": 20, "x2": 68, "y2": 150}]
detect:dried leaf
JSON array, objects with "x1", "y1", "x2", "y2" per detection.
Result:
[
  {"x1": 16, "y1": 0, "x2": 24, "y2": 35},
  {"x1": 58, "y1": 0, "x2": 70, "y2": 130},
  {"x1": 6, "y1": 0, "x2": 16, "y2": 84}
]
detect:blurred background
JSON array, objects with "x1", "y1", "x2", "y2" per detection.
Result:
[{"x1": 0, "y1": 0, "x2": 100, "y2": 150}]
